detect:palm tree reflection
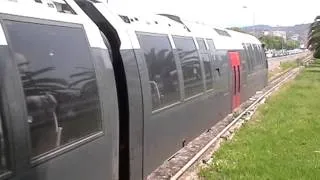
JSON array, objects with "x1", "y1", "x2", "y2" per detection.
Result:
[
  {"x1": 69, "y1": 67, "x2": 98, "y2": 95},
  {"x1": 15, "y1": 53, "x2": 100, "y2": 155},
  {"x1": 176, "y1": 49, "x2": 202, "y2": 87},
  {"x1": 144, "y1": 48, "x2": 178, "y2": 108}
]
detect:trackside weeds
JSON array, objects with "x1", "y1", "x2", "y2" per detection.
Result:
[{"x1": 199, "y1": 60, "x2": 320, "y2": 179}]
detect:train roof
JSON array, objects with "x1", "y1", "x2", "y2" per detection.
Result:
[
  {"x1": 104, "y1": 6, "x2": 264, "y2": 50},
  {"x1": 0, "y1": 0, "x2": 106, "y2": 49},
  {"x1": 111, "y1": 11, "x2": 247, "y2": 50},
  {"x1": 0, "y1": 0, "x2": 262, "y2": 51},
  {"x1": 227, "y1": 30, "x2": 262, "y2": 45}
]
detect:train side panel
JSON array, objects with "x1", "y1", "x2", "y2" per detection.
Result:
[
  {"x1": 0, "y1": 1, "x2": 119, "y2": 179},
  {"x1": 134, "y1": 45, "x2": 232, "y2": 176}
]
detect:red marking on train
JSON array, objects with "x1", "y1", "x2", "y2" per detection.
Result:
[{"x1": 228, "y1": 51, "x2": 241, "y2": 109}]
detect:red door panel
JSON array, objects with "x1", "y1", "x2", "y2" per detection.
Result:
[{"x1": 228, "y1": 52, "x2": 241, "y2": 109}]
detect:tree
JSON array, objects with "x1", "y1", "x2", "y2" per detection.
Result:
[
  {"x1": 286, "y1": 40, "x2": 300, "y2": 50},
  {"x1": 259, "y1": 35, "x2": 284, "y2": 50},
  {"x1": 308, "y1": 15, "x2": 320, "y2": 58}
]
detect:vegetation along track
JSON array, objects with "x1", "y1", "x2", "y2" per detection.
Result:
[{"x1": 147, "y1": 58, "x2": 308, "y2": 180}]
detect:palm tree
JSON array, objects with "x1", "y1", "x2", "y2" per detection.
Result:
[
  {"x1": 308, "y1": 16, "x2": 320, "y2": 58},
  {"x1": 69, "y1": 67, "x2": 98, "y2": 95}
]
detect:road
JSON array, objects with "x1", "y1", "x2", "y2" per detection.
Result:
[{"x1": 267, "y1": 52, "x2": 310, "y2": 71}]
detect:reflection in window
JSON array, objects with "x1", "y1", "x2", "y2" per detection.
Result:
[
  {"x1": 201, "y1": 54, "x2": 213, "y2": 90},
  {"x1": 137, "y1": 33, "x2": 180, "y2": 110},
  {"x1": 53, "y1": 0, "x2": 76, "y2": 14},
  {"x1": 5, "y1": 21, "x2": 102, "y2": 157},
  {"x1": 173, "y1": 36, "x2": 204, "y2": 98},
  {"x1": 196, "y1": 38, "x2": 207, "y2": 50},
  {"x1": 197, "y1": 38, "x2": 213, "y2": 89},
  {"x1": 247, "y1": 44, "x2": 255, "y2": 68},
  {"x1": 253, "y1": 45, "x2": 260, "y2": 65},
  {"x1": 206, "y1": 39, "x2": 216, "y2": 50},
  {"x1": 259, "y1": 45, "x2": 267, "y2": 66},
  {"x1": 242, "y1": 44, "x2": 252, "y2": 72}
]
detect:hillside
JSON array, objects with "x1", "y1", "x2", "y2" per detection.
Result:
[{"x1": 241, "y1": 23, "x2": 310, "y2": 44}]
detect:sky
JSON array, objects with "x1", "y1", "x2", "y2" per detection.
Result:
[{"x1": 107, "y1": 0, "x2": 320, "y2": 28}]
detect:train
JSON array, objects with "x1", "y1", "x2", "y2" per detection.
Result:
[{"x1": 0, "y1": 0, "x2": 268, "y2": 179}]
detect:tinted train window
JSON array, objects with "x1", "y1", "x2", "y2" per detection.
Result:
[
  {"x1": 137, "y1": 33, "x2": 180, "y2": 110},
  {"x1": 259, "y1": 45, "x2": 266, "y2": 63},
  {"x1": 248, "y1": 44, "x2": 255, "y2": 68},
  {"x1": 259, "y1": 45, "x2": 267, "y2": 66},
  {"x1": 5, "y1": 21, "x2": 102, "y2": 157},
  {"x1": 206, "y1": 39, "x2": 216, "y2": 50},
  {"x1": 196, "y1": 38, "x2": 207, "y2": 50},
  {"x1": 253, "y1": 45, "x2": 260, "y2": 65},
  {"x1": 201, "y1": 54, "x2": 213, "y2": 89},
  {"x1": 197, "y1": 38, "x2": 213, "y2": 89},
  {"x1": 173, "y1": 36, "x2": 204, "y2": 98},
  {"x1": 242, "y1": 44, "x2": 252, "y2": 72},
  {"x1": 258, "y1": 45, "x2": 263, "y2": 64}
]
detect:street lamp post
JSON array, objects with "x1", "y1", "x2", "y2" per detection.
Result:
[{"x1": 243, "y1": 6, "x2": 256, "y2": 35}]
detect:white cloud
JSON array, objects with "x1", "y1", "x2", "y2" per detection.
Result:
[{"x1": 108, "y1": 0, "x2": 319, "y2": 27}]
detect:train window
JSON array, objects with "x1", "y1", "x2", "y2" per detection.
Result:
[
  {"x1": 201, "y1": 54, "x2": 213, "y2": 90},
  {"x1": 173, "y1": 36, "x2": 204, "y2": 98},
  {"x1": 250, "y1": 45, "x2": 255, "y2": 69},
  {"x1": 206, "y1": 39, "x2": 216, "y2": 50},
  {"x1": 242, "y1": 44, "x2": 252, "y2": 72},
  {"x1": 259, "y1": 45, "x2": 267, "y2": 66},
  {"x1": 52, "y1": 0, "x2": 76, "y2": 14},
  {"x1": 196, "y1": 38, "x2": 207, "y2": 50},
  {"x1": 253, "y1": 45, "x2": 260, "y2": 65},
  {"x1": 259, "y1": 45, "x2": 266, "y2": 63},
  {"x1": 257, "y1": 45, "x2": 262, "y2": 65},
  {"x1": 252, "y1": 44, "x2": 257, "y2": 65},
  {"x1": 137, "y1": 33, "x2": 180, "y2": 110},
  {"x1": 197, "y1": 38, "x2": 213, "y2": 89},
  {"x1": 5, "y1": 21, "x2": 102, "y2": 157},
  {"x1": 239, "y1": 51, "x2": 247, "y2": 71},
  {"x1": 214, "y1": 28, "x2": 231, "y2": 37},
  {"x1": 248, "y1": 44, "x2": 255, "y2": 68}
]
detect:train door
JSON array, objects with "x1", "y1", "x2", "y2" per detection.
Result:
[{"x1": 229, "y1": 52, "x2": 241, "y2": 109}]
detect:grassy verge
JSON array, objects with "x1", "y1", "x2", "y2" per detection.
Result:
[
  {"x1": 199, "y1": 60, "x2": 320, "y2": 179},
  {"x1": 268, "y1": 61, "x2": 298, "y2": 79},
  {"x1": 280, "y1": 60, "x2": 298, "y2": 70}
]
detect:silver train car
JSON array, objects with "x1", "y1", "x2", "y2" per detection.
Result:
[{"x1": 0, "y1": 0, "x2": 268, "y2": 179}]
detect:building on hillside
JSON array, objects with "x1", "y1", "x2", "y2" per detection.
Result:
[
  {"x1": 290, "y1": 34, "x2": 299, "y2": 41},
  {"x1": 263, "y1": 31, "x2": 270, "y2": 36},
  {"x1": 263, "y1": 30, "x2": 287, "y2": 41},
  {"x1": 272, "y1": 31, "x2": 287, "y2": 40}
]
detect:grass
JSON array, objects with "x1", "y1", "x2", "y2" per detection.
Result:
[
  {"x1": 268, "y1": 61, "x2": 298, "y2": 79},
  {"x1": 280, "y1": 61, "x2": 298, "y2": 70},
  {"x1": 199, "y1": 60, "x2": 320, "y2": 180}
]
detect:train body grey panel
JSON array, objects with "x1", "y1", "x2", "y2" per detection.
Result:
[
  {"x1": 134, "y1": 47, "x2": 233, "y2": 177},
  {"x1": 0, "y1": 21, "x2": 118, "y2": 179},
  {"x1": 0, "y1": 45, "x2": 30, "y2": 176},
  {"x1": 120, "y1": 49, "x2": 144, "y2": 180}
]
